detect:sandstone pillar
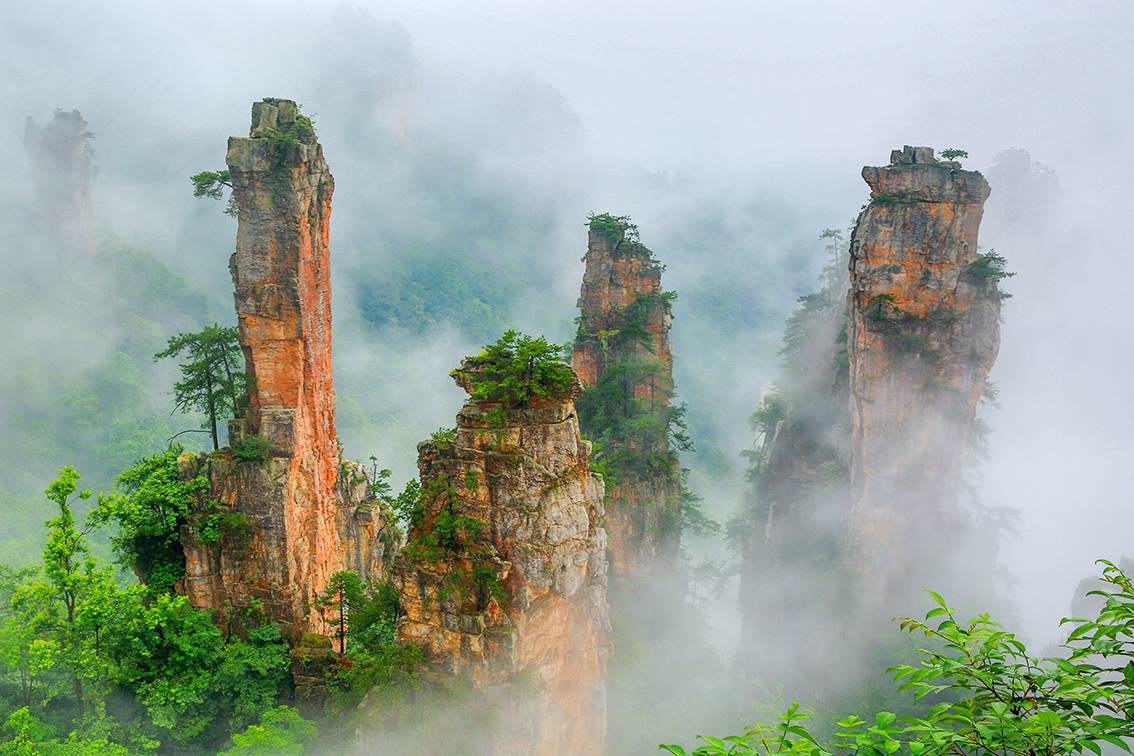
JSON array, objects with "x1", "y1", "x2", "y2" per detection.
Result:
[
  {"x1": 845, "y1": 145, "x2": 999, "y2": 615},
  {"x1": 572, "y1": 219, "x2": 680, "y2": 577},
  {"x1": 389, "y1": 359, "x2": 610, "y2": 755},
  {"x1": 179, "y1": 99, "x2": 391, "y2": 639},
  {"x1": 25, "y1": 110, "x2": 95, "y2": 256}
]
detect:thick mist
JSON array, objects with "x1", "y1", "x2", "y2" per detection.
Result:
[{"x1": 2, "y1": 0, "x2": 1132, "y2": 750}]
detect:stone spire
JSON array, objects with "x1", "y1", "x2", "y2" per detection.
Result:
[
  {"x1": 179, "y1": 99, "x2": 391, "y2": 645},
  {"x1": 844, "y1": 145, "x2": 999, "y2": 615},
  {"x1": 572, "y1": 219, "x2": 680, "y2": 577},
  {"x1": 25, "y1": 110, "x2": 95, "y2": 256},
  {"x1": 388, "y1": 357, "x2": 610, "y2": 755}
]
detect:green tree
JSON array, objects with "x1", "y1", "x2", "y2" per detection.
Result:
[
  {"x1": 313, "y1": 571, "x2": 365, "y2": 654},
  {"x1": 460, "y1": 330, "x2": 575, "y2": 409},
  {"x1": 221, "y1": 706, "x2": 316, "y2": 756},
  {"x1": 88, "y1": 445, "x2": 205, "y2": 595},
  {"x1": 660, "y1": 560, "x2": 1134, "y2": 756},
  {"x1": 153, "y1": 324, "x2": 245, "y2": 450},
  {"x1": 35, "y1": 469, "x2": 109, "y2": 724},
  {"x1": 190, "y1": 170, "x2": 237, "y2": 217}
]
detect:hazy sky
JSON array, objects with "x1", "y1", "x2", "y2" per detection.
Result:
[{"x1": 4, "y1": 0, "x2": 1133, "y2": 645}]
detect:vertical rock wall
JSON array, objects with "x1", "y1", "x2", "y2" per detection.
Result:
[
  {"x1": 572, "y1": 223, "x2": 680, "y2": 577},
  {"x1": 179, "y1": 99, "x2": 392, "y2": 639},
  {"x1": 738, "y1": 148, "x2": 1002, "y2": 689},
  {"x1": 844, "y1": 145, "x2": 999, "y2": 615},
  {"x1": 24, "y1": 110, "x2": 95, "y2": 256},
  {"x1": 389, "y1": 363, "x2": 610, "y2": 755}
]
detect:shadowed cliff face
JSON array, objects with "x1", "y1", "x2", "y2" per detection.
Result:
[
  {"x1": 389, "y1": 361, "x2": 610, "y2": 756},
  {"x1": 845, "y1": 145, "x2": 1000, "y2": 616},
  {"x1": 24, "y1": 109, "x2": 95, "y2": 257},
  {"x1": 572, "y1": 223, "x2": 680, "y2": 577},
  {"x1": 179, "y1": 99, "x2": 392, "y2": 641}
]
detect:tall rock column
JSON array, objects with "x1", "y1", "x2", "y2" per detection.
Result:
[
  {"x1": 844, "y1": 146, "x2": 1000, "y2": 615},
  {"x1": 179, "y1": 99, "x2": 392, "y2": 640},
  {"x1": 572, "y1": 218, "x2": 680, "y2": 577},
  {"x1": 24, "y1": 110, "x2": 95, "y2": 256},
  {"x1": 389, "y1": 356, "x2": 610, "y2": 755}
]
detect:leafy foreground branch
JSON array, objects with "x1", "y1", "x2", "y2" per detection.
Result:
[{"x1": 662, "y1": 561, "x2": 1134, "y2": 756}]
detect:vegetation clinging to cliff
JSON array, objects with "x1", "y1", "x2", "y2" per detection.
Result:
[
  {"x1": 587, "y1": 212, "x2": 639, "y2": 243},
  {"x1": 459, "y1": 330, "x2": 575, "y2": 409}
]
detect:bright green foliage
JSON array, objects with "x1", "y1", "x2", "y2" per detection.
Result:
[
  {"x1": 106, "y1": 594, "x2": 288, "y2": 745},
  {"x1": 1, "y1": 465, "x2": 289, "y2": 751},
  {"x1": 314, "y1": 571, "x2": 402, "y2": 655},
  {"x1": 0, "y1": 706, "x2": 133, "y2": 754},
  {"x1": 462, "y1": 330, "x2": 575, "y2": 409},
  {"x1": 659, "y1": 561, "x2": 1134, "y2": 756},
  {"x1": 212, "y1": 625, "x2": 290, "y2": 732},
  {"x1": 221, "y1": 706, "x2": 315, "y2": 755},
  {"x1": 313, "y1": 571, "x2": 365, "y2": 653},
  {"x1": 88, "y1": 445, "x2": 204, "y2": 594},
  {"x1": 189, "y1": 170, "x2": 237, "y2": 217},
  {"x1": 32, "y1": 468, "x2": 109, "y2": 723},
  {"x1": 388, "y1": 479, "x2": 423, "y2": 530},
  {"x1": 940, "y1": 149, "x2": 969, "y2": 162},
  {"x1": 153, "y1": 324, "x2": 245, "y2": 451}
]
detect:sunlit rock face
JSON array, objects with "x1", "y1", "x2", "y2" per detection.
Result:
[
  {"x1": 572, "y1": 225, "x2": 680, "y2": 577},
  {"x1": 845, "y1": 145, "x2": 999, "y2": 616},
  {"x1": 24, "y1": 109, "x2": 95, "y2": 256},
  {"x1": 179, "y1": 99, "x2": 392, "y2": 639},
  {"x1": 390, "y1": 364, "x2": 610, "y2": 755}
]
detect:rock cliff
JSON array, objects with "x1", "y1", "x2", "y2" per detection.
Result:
[
  {"x1": 388, "y1": 353, "x2": 610, "y2": 755},
  {"x1": 844, "y1": 145, "x2": 999, "y2": 615},
  {"x1": 738, "y1": 148, "x2": 1002, "y2": 689},
  {"x1": 179, "y1": 99, "x2": 393, "y2": 640},
  {"x1": 24, "y1": 110, "x2": 95, "y2": 256},
  {"x1": 572, "y1": 218, "x2": 681, "y2": 577}
]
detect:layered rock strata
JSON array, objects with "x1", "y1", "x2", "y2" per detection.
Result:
[
  {"x1": 24, "y1": 110, "x2": 95, "y2": 256},
  {"x1": 572, "y1": 221, "x2": 680, "y2": 577},
  {"x1": 179, "y1": 99, "x2": 392, "y2": 639},
  {"x1": 844, "y1": 145, "x2": 999, "y2": 615},
  {"x1": 390, "y1": 362, "x2": 610, "y2": 755}
]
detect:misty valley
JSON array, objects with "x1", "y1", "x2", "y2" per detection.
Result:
[{"x1": 1, "y1": 13, "x2": 1130, "y2": 756}]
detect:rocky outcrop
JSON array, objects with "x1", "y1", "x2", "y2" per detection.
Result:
[
  {"x1": 24, "y1": 110, "x2": 95, "y2": 256},
  {"x1": 388, "y1": 360, "x2": 610, "y2": 755},
  {"x1": 844, "y1": 145, "x2": 1000, "y2": 615},
  {"x1": 737, "y1": 149, "x2": 1002, "y2": 692},
  {"x1": 179, "y1": 99, "x2": 393, "y2": 640},
  {"x1": 572, "y1": 219, "x2": 680, "y2": 577}
]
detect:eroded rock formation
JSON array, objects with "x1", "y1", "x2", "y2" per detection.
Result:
[
  {"x1": 844, "y1": 145, "x2": 999, "y2": 615},
  {"x1": 179, "y1": 99, "x2": 393, "y2": 640},
  {"x1": 388, "y1": 359, "x2": 610, "y2": 755},
  {"x1": 572, "y1": 219, "x2": 680, "y2": 577},
  {"x1": 739, "y1": 148, "x2": 1002, "y2": 690},
  {"x1": 24, "y1": 110, "x2": 95, "y2": 256}
]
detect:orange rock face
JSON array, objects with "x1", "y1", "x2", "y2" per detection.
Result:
[
  {"x1": 24, "y1": 110, "x2": 95, "y2": 256},
  {"x1": 572, "y1": 224, "x2": 680, "y2": 577},
  {"x1": 180, "y1": 99, "x2": 392, "y2": 639},
  {"x1": 844, "y1": 146, "x2": 1000, "y2": 614},
  {"x1": 389, "y1": 363, "x2": 610, "y2": 755}
]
